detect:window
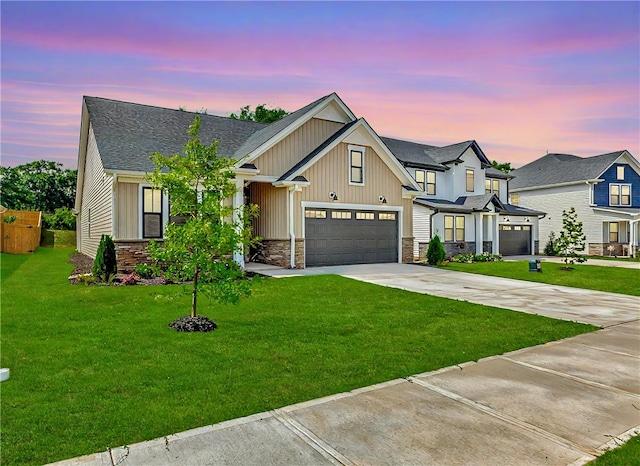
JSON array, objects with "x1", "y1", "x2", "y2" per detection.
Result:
[
  {"x1": 485, "y1": 179, "x2": 500, "y2": 196},
  {"x1": 510, "y1": 193, "x2": 520, "y2": 206},
  {"x1": 609, "y1": 222, "x2": 619, "y2": 242},
  {"x1": 305, "y1": 210, "x2": 327, "y2": 219},
  {"x1": 415, "y1": 170, "x2": 425, "y2": 191},
  {"x1": 349, "y1": 147, "x2": 364, "y2": 185},
  {"x1": 617, "y1": 166, "x2": 625, "y2": 180},
  {"x1": 379, "y1": 212, "x2": 396, "y2": 220},
  {"x1": 455, "y1": 216, "x2": 465, "y2": 241},
  {"x1": 610, "y1": 184, "x2": 631, "y2": 206},
  {"x1": 426, "y1": 171, "x2": 436, "y2": 195},
  {"x1": 356, "y1": 212, "x2": 374, "y2": 220},
  {"x1": 143, "y1": 187, "x2": 163, "y2": 238},
  {"x1": 444, "y1": 215, "x2": 465, "y2": 242},
  {"x1": 331, "y1": 211, "x2": 352, "y2": 219},
  {"x1": 466, "y1": 169, "x2": 474, "y2": 192}
]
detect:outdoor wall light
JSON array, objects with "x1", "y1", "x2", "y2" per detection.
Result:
[
  {"x1": 329, "y1": 192, "x2": 339, "y2": 201},
  {"x1": 379, "y1": 195, "x2": 387, "y2": 204}
]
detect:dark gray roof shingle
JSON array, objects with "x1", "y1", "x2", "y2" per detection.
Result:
[
  {"x1": 85, "y1": 96, "x2": 266, "y2": 173},
  {"x1": 485, "y1": 167, "x2": 513, "y2": 180},
  {"x1": 414, "y1": 194, "x2": 502, "y2": 213},
  {"x1": 379, "y1": 137, "x2": 445, "y2": 170},
  {"x1": 510, "y1": 152, "x2": 626, "y2": 190}
]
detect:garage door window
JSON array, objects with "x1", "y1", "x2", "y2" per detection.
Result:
[
  {"x1": 305, "y1": 210, "x2": 327, "y2": 219},
  {"x1": 379, "y1": 213, "x2": 396, "y2": 220},
  {"x1": 332, "y1": 211, "x2": 352, "y2": 219},
  {"x1": 356, "y1": 212, "x2": 375, "y2": 220}
]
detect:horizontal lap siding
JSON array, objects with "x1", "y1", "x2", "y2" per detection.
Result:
[
  {"x1": 254, "y1": 118, "x2": 344, "y2": 177},
  {"x1": 79, "y1": 124, "x2": 113, "y2": 259}
]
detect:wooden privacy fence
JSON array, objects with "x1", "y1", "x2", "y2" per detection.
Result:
[{"x1": 0, "y1": 209, "x2": 42, "y2": 254}]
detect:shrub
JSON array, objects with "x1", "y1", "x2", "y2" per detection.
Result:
[
  {"x1": 543, "y1": 231, "x2": 557, "y2": 256},
  {"x1": 426, "y1": 234, "x2": 446, "y2": 265},
  {"x1": 42, "y1": 207, "x2": 76, "y2": 230},
  {"x1": 134, "y1": 263, "x2": 155, "y2": 279},
  {"x1": 120, "y1": 272, "x2": 139, "y2": 286},
  {"x1": 92, "y1": 235, "x2": 117, "y2": 282}
]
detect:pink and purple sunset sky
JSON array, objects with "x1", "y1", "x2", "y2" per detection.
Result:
[{"x1": 1, "y1": 1, "x2": 639, "y2": 169}]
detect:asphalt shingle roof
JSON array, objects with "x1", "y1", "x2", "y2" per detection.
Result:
[
  {"x1": 84, "y1": 96, "x2": 266, "y2": 173},
  {"x1": 379, "y1": 137, "x2": 444, "y2": 170},
  {"x1": 485, "y1": 167, "x2": 513, "y2": 180},
  {"x1": 414, "y1": 194, "x2": 502, "y2": 213},
  {"x1": 510, "y1": 152, "x2": 626, "y2": 190}
]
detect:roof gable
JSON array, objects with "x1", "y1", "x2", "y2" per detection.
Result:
[{"x1": 511, "y1": 150, "x2": 637, "y2": 190}]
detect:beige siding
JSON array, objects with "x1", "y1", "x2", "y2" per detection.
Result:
[
  {"x1": 116, "y1": 182, "x2": 139, "y2": 239},
  {"x1": 294, "y1": 142, "x2": 412, "y2": 237},
  {"x1": 249, "y1": 182, "x2": 288, "y2": 239},
  {"x1": 79, "y1": 124, "x2": 113, "y2": 258},
  {"x1": 253, "y1": 118, "x2": 343, "y2": 177}
]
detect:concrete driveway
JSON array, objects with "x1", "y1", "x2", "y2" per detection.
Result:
[{"x1": 53, "y1": 263, "x2": 640, "y2": 466}]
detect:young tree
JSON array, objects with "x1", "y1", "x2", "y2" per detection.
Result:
[
  {"x1": 146, "y1": 116, "x2": 259, "y2": 329},
  {"x1": 426, "y1": 234, "x2": 446, "y2": 265},
  {"x1": 554, "y1": 207, "x2": 587, "y2": 267},
  {"x1": 229, "y1": 104, "x2": 288, "y2": 123}
]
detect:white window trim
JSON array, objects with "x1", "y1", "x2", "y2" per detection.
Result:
[
  {"x1": 415, "y1": 169, "x2": 426, "y2": 192},
  {"x1": 348, "y1": 144, "x2": 365, "y2": 186},
  {"x1": 609, "y1": 183, "x2": 631, "y2": 206},
  {"x1": 426, "y1": 171, "x2": 436, "y2": 195},
  {"x1": 465, "y1": 168, "x2": 475, "y2": 193},
  {"x1": 617, "y1": 165, "x2": 625, "y2": 180},
  {"x1": 138, "y1": 184, "x2": 169, "y2": 239}
]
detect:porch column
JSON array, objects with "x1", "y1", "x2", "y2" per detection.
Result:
[
  {"x1": 232, "y1": 178, "x2": 245, "y2": 268},
  {"x1": 475, "y1": 213, "x2": 483, "y2": 254},
  {"x1": 493, "y1": 214, "x2": 500, "y2": 255}
]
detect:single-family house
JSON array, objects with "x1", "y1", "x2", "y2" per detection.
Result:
[
  {"x1": 510, "y1": 151, "x2": 640, "y2": 257},
  {"x1": 74, "y1": 93, "x2": 422, "y2": 272},
  {"x1": 384, "y1": 138, "x2": 545, "y2": 259}
]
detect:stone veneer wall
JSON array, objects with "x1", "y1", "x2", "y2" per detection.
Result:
[
  {"x1": 483, "y1": 241, "x2": 493, "y2": 253},
  {"x1": 443, "y1": 242, "x2": 475, "y2": 259},
  {"x1": 254, "y1": 239, "x2": 304, "y2": 268},
  {"x1": 402, "y1": 238, "x2": 413, "y2": 264},
  {"x1": 534, "y1": 240, "x2": 540, "y2": 255},
  {"x1": 589, "y1": 242, "x2": 629, "y2": 257},
  {"x1": 115, "y1": 240, "x2": 155, "y2": 273}
]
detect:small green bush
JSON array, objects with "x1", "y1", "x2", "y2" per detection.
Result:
[
  {"x1": 92, "y1": 235, "x2": 117, "y2": 282},
  {"x1": 42, "y1": 207, "x2": 76, "y2": 230},
  {"x1": 426, "y1": 235, "x2": 446, "y2": 265},
  {"x1": 452, "y1": 252, "x2": 502, "y2": 263},
  {"x1": 543, "y1": 231, "x2": 557, "y2": 256},
  {"x1": 134, "y1": 263, "x2": 155, "y2": 279}
]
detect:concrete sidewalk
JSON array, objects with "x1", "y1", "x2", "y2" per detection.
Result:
[
  {"x1": 52, "y1": 264, "x2": 640, "y2": 466},
  {"x1": 52, "y1": 322, "x2": 640, "y2": 466}
]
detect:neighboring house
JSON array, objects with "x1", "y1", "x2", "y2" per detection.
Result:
[
  {"x1": 75, "y1": 93, "x2": 422, "y2": 272},
  {"x1": 510, "y1": 151, "x2": 640, "y2": 257},
  {"x1": 384, "y1": 138, "x2": 545, "y2": 258}
]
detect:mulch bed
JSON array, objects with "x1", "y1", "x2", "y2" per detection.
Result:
[{"x1": 68, "y1": 252, "x2": 94, "y2": 275}]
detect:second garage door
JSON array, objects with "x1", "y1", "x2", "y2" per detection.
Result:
[
  {"x1": 499, "y1": 225, "x2": 531, "y2": 256},
  {"x1": 305, "y1": 208, "x2": 398, "y2": 267}
]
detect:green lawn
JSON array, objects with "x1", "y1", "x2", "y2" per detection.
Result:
[
  {"x1": 444, "y1": 260, "x2": 640, "y2": 296},
  {"x1": 1, "y1": 248, "x2": 595, "y2": 465},
  {"x1": 590, "y1": 434, "x2": 640, "y2": 465}
]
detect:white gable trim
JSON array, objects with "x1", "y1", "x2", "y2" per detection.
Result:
[
  {"x1": 283, "y1": 118, "x2": 421, "y2": 190},
  {"x1": 236, "y1": 93, "x2": 357, "y2": 167},
  {"x1": 599, "y1": 151, "x2": 640, "y2": 178}
]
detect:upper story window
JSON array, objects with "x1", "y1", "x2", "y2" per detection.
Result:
[
  {"x1": 485, "y1": 178, "x2": 500, "y2": 196},
  {"x1": 510, "y1": 193, "x2": 520, "y2": 206},
  {"x1": 143, "y1": 187, "x2": 163, "y2": 238},
  {"x1": 466, "y1": 169, "x2": 474, "y2": 192},
  {"x1": 610, "y1": 184, "x2": 631, "y2": 206},
  {"x1": 349, "y1": 146, "x2": 365, "y2": 185},
  {"x1": 426, "y1": 171, "x2": 436, "y2": 195},
  {"x1": 617, "y1": 166, "x2": 625, "y2": 180},
  {"x1": 415, "y1": 170, "x2": 425, "y2": 191}
]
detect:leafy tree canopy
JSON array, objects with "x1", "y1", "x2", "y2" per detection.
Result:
[
  {"x1": 554, "y1": 207, "x2": 587, "y2": 266},
  {"x1": 491, "y1": 160, "x2": 513, "y2": 173},
  {"x1": 146, "y1": 115, "x2": 260, "y2": 320},
  {"x1": 0, "y1": 160, "x2": 76, "y2": 213},
  {"x1": 230, "y1": 104, "x2": 288, "y2": 124}
]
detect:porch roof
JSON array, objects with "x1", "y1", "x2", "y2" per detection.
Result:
[{"x1": 592, "y1": 207, "x2": 640, "y2": 218}]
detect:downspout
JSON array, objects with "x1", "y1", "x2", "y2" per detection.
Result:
[
  {"x1": 429, "y1": 209, "x2": 439, "y2": 240},
  {"x1": 289, "y1": 185, "x2": 297, "y2": 268}
]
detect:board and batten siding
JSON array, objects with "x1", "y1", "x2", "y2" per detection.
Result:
[
  {"x1": 295, "y1": 142, "x2": 412, "y2": 238},
  {"x1": 249, "y1": 182, "x2": 288, "y2": 239},
  {"x1": 79, "y1": 123, "x2": 113, "y2": 258},
  {"x1": 413, "y1": 204, "x2": 433, "y2": 257},
  {"x1": 116, "y1": 182, "x2": 139, "y2": 239},
  {"x1": 518, "y1": 184, "x2": 602, "y2": 245},
  {"x1": 253, "y1": 118, "x2": 344, "y2": 177}
]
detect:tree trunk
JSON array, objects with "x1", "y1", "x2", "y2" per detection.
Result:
[{"x1": 191, "y1": 268, "x2": 199, "y2": 318}]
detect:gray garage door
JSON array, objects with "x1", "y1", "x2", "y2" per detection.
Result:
[
  {"x1": 305, "y1": 208, "x2": 398, "y2": 267},
  {"x1": 499, "y1": 225, "x2": 531, "y2": 256}
]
